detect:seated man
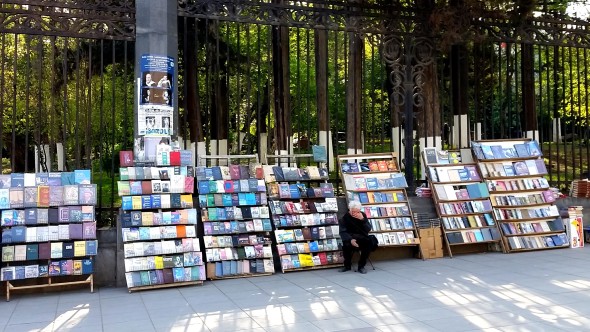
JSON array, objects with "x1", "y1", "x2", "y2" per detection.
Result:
[{"x1": 339, "y1": 200, "x2": 373, "y2": 274}]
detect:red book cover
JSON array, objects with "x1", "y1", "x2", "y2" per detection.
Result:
[
  {"x1": 119, "y1": 151, "x2": 134, "y2": 167},
  {"x1": 162, "y1": 268, "x2": 174, "y2": 283},
  {"x1": 318, "y1": 252, "x2": 328, "y2": 265},
  {"x1": 169, "y1": 151, "x2": 181, "y2": 166},
  {"x1": 255, "y1": 166, "x2": 264, "y2": 179},
  {"x1": 141, "y1": 181, "x2": 152, "y2": 195},
  {"x1": 368, "y1": 161, "x2": 379, "y2": 171},
  {"x1": 37, "y1": 186, "x2": 50, "y2": 207},
  {"x1": 229, "y1": 165, "x2": 241, "y2": 180},
  {"x1": 38, "y1": 242, "x2": 51, "y2": 260}
]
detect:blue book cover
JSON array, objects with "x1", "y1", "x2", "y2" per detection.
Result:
[
  {"x1": 141, "y1": 195, "x2": 152, "y2": 209},
  {"x1": 129, "y1": 181, "x2": 143, "y2": 195},
  {"x1": 365, "y1": 178, "x2": 379, "y2": 190},
  {"x1": 248, "y1": 179, "x2": 258, "y2": 192},
  {"x1": 81, "y1": 258, "x2": 93, "y2": 274},
  {"x1": 15, "y1": 266, "x2": 25, "y2": 280},
  {"x1": 85, "y1": 240, "x2": 97, "y2": 255},
  {"x1": 11, "y1": 173, "x2": 24, "y2": 187},
  {"x1": 222, "y1": 194, "x2": 233, "y2": 207},
  {"x1": 139, "y1": 227, "x2": 150, "y2": 240},
  {"x1": 180, "y1": 150, "x2": 193, "y2": 166},
  {"x1": 121, "y1": 212, "x2": 132, "y2": 227},
  {"x1": 35, "y1": 173, "x2": 49, "y2": 186},
  {"x1": 121, "y1": 196, "x2": 133, "y2": 210},
  {"x1": 0, "y1": 188, "x2": 10, "y2": 209},
  {"x1": 197, "y1": 181, "x2": 209, "y2": 194},
  {"x1": 151, "y1": 194, "x2": 162, "y2": 209},
  {"x1": 211, "y1": 167, "x2": 223, "y2": 181},
  {"x1": 74, "y1": 169, "x2": 91, "y2": 184},
  {"x1": 245, "y1": 193, "x2": 257, "y2": 205},
  {"x1": 25, "y1": 208, "x2": 37, "y2": 225},
  {"x1": 289, "y1": 184, "x2": 301, "y2": 199},
  {"x1": 61, "y1": 172, "x2": 75, "y2": 185},
  {"x1": 12, "y1": 226, "x2": 27, "y2": 243}
]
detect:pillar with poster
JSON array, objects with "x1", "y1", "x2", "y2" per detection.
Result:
[
  {"x1": 134, "y1": 54, "x2": 178, "y2": 163},
  {"x1": 133, "y1": 0, "x2": 179, "y2": 164}
]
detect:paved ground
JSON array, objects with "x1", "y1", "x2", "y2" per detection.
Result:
[{"x1": 1, "y1": 246, "x2": 590, "y2": 332}]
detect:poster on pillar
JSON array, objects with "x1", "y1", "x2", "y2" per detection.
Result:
[
  {"x1": 136, "y1": 54, "x2": 176, "y2": 162},
  {"x1": 138, "y1": 54, "x2": 175, "y2": 136}
]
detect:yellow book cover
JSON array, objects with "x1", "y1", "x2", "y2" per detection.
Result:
[
  {"x1": 73, "y1": 260, "x2": 82, "y2": 275},
  {"x1": 467, "y1": 216, "x2": 477, "y2": 228},
  {"x1": 367, "y1": 193, "x2": 375, "y2": 203},
  {"x1": 132, "y1": 196, "x2": 142, "y2": 210},
  {"x1": 180, "y1": 194, "x2": 193, "y2": 208},
  {"x1": 155, "y1": 256, "x2": 164, "y2": 269},
  {"x1": 142, "y1": 212, "x2": 153, "y2": 226},
  {"x1": 298, "y1": 253, "x2": 314, "y2": 267},
  {"x1": 74, "y1": 241, "x2": 86, "y2": 257}
]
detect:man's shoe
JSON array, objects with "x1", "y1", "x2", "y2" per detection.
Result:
[
  {"x1": 358, "y1": 267, "x2": 367, "y2": 274},
  {"x1": 339, "y1": 267, "x2": 351, "y2": 272}
]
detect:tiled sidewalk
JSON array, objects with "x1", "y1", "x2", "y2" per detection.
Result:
[{"x1": 2, "y1": 246, "x2": 590, "y2": 332}]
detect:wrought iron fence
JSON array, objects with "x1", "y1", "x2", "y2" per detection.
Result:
[{"x1": 1, "y1": 0, "x2": 590, "y2": 226}]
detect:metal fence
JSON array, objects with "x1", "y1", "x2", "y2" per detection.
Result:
[{"x1": 1, "y1": 1, "x2": 590, "y2": 226}]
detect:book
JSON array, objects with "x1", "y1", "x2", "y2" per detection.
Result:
[
  {"x1": 74, "y1": 169, "x2": 92, "y2": 184},
  {"x1": 120, "y1": 151, "x2": 134, "y2": 167}
]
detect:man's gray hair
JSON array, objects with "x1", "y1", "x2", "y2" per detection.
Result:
[{"x1": 348, "y1": 200, "x2": 362, "y2": 210}]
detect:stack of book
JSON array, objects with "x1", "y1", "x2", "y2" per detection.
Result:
[
  {"x1": 0, "y1": 170, "x2": 97, "y2": 282},
  {"x1": 264, "y1": 165, "x2": 343, "y2": 272},
  {"x1": 339, "y1": 152, "x2": 423, "y2": 255},
  {"x1": 197, "y1": 164, "x2": 275, "y2": 278},
  {"x1": 423, "y1": 148, "x2": 504, "y2": 256},
  {"x1": 118, "y1": 150, "x2": 205, "y2": 289},
  {"x1": 472, "y1": 139, "x2": 570, "y2": 252}
]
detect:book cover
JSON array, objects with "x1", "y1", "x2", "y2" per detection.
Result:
[
  {"x1": 74, "y1": 169, "x2": 92, "y2": 184},
  {"x1": 448, "y1": 151, "x2": 461, "y2": 164},
  {"x1": 119, "y1": 151, "x2": 134, "y2": 167},
  {"x1": 513, "y1": 162, "x2": 530, "y2": 176},
  {"x1": 63, "y1": 185, "x2": 79, "y2": 205},
  {"x1": 423, "y1": 148, "x2": 438, "y2": 164},
  {"x1": 0, "y1": 188, "x2": 9, "y2": 209},
  {"x1": 35, "y1": 173, "x2": 49, "y2": 186},
  {"x1": 480, "y1": 145, "x2": 494, "y2": 159},
  {"x1": 0, "y1": 175, "x2": 11, "y2": 189},
  {"x1": 78, "y1": 184, "x2": 97, "y2": 205},
  {"x1": 11, "y1": 173, "x2": 25, "y2": 187},
  {"x1": 527, "y1": 141, "x2": 542, "y2": 157},
  {"x1": 23, "y1": 187, "x2": 38, "y2": 208}
]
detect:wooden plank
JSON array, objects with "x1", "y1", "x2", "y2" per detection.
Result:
[
  {"x1": 128, "y1": 280, "x2": 203, "y2": 293},
  {"x1": 6, "y1": 275, "x2": 93, "y2": 302},
  {"x1": 282, "y1": 264, "x2": 343, "y2": 273},
  {"x1": 208, "y1": 273, "x2": 273, "y2": 280}
]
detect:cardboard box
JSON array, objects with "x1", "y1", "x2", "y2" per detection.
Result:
[{"x1": 418, "y1": 227, "x2": 444, "y2": 259}]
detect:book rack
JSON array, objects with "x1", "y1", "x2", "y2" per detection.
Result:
[
  {"x1": 422, "y1": 149, "x2": 505, "y2": 257},
  {"x1": 118, "y1": 153, "x2": 205, "y2": 291},
  {"x1": 197, "y1": 155, "x2": 276, "y2": 279},
  {"x1": 264, "y1": 154, "x2": 343, "y2": 272},
  {"x1": 0, "y1": 170, "x2": 97, "y2": 301},
  {"x1": 472, "y1": 139, "x2": 570, "y2": 252},
  {"x1": 6, "y1": 275, "x2": 93, "y2": 301},
  {"x1": 338, "y1": 153, "x2": 425, "y2": 259}
]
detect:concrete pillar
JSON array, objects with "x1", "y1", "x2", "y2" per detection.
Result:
[{"x1": 134, "y1": 0, "x2": 178, "y2": 162}]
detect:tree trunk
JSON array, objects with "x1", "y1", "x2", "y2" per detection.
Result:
[
  {"x1": 346, "y1": 30, "x2": 363, "y2": 152},
  {"x1": 520, "y1": 43, "x2": 536, "y2": 133},
  {"x1": 271, "y1": 18, "x2": 291, "y2": 151},
  {"x1": 315, "y1": 28, "x2": 329, "y2": 134},
  {"x1": 186, "y1": 17, "x2": 203, "y2": 143}
]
